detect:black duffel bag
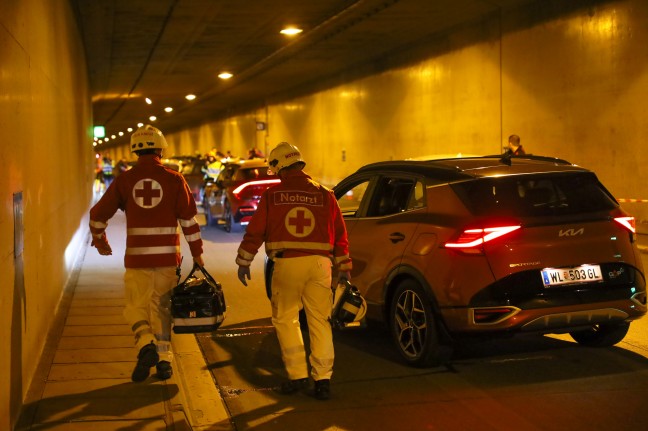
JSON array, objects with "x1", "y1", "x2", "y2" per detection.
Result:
[{"x1": 171, "y1": 262, "x2": 226, "y2": 333}]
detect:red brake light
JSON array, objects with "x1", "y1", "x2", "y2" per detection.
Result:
[
  {"x1": 614, "y1": 216, "x2": 636, "y2": 233},
  {"x1": 232, "y1": 179, "x2": 281, "y2": 198},
  {"x1": 445, "y1": 225, "x2": 521, "y2": 251}
]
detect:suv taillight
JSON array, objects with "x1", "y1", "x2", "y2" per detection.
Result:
[
  {"x1": 614, "y1": 216, "x2": 636, "y2": 233},
  {"x1": 444, "y1": 225, "x2": 521, "y2": 254}
]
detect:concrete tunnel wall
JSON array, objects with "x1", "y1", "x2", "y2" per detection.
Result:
[
  {"x1": 0, "y1": 0, "x2": 93, "y2": 429},
  {"x1": 3, "y1": 0, "x2": 648, "y2": 429}
]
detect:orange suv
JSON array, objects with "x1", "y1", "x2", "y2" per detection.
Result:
[{"x1": 333, "y1": 155, "x2": 646, "y2": 367}]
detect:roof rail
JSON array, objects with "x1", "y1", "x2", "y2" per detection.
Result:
[{"x1": 492, "y1": 153, "x2": 572, "y2": 166}]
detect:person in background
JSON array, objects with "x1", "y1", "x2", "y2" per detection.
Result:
[
  {"x1": 102, "y1": 156, "x2": 114, "y2": 188},
  {"x1": 235, "y1": 142, "x2": 352, "y2": 401},
  {"x1": 115, "y1": 158, "x2": 129, "y2": 177},
  {"x1": 505, "y1": 134, "x2": 526, "y2": 156},
  {"x1": 248, "y1": 148, "x2": 265, "y2": 159},
  {"x1": 94, "y1": 153, "x2": 105, "y2": 194},
  {"x1": 89, "y1": 125, "x2": 204, "y2": 383}
]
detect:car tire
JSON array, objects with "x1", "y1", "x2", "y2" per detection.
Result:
[
  {"x1": 223, "y1": 200, "x2": 233, "y2": 232},
  {"x1": 569, "y1": 322, "x2": 630, "y2": 347},
  {"x1": 389, "y1": 279, "x2": 449, "y2": 367},
  {"x1": 223, "y1": 200, "x2": 241, "y2": 233},
  {"x1": 204, "y1": 204, "x2": 216, "y2": 227}
]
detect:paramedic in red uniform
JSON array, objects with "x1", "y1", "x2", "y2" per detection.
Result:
[
  {"x1": 235, "y1": 142, "x2": 351, "y2": 401},
  {"x1": 89, "y1": 125, "x2": 204, "y2": 382}
]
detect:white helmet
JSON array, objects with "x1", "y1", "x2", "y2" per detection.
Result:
[
  {"x1": 267, "y1": 142, "x2": 304, "y2": 174},
  {"x1": 130, "y1": 124, "x2": 168, "y2": 153}
]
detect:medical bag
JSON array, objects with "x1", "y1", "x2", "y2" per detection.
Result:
[{"x1": 171, "y1": 262, "x2": 226, "y2": 333}]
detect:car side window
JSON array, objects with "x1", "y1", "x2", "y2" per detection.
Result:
[
  {"x1": 407, "y1": 180, "x2": 425, "y2": 210},
  {"x1": 337, "y1": 180, "x2": 370, "y2": 217},
  {"x1": 218, "y1": 165, "x2": 236, "y2": 184},
  {"x1": 367, "y1": 177, "x2": 417, "y2": 217}
]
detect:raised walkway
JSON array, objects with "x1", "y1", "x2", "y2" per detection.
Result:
[{"x1": 16, "y1": 210, "x2": 232, "y2": 431}]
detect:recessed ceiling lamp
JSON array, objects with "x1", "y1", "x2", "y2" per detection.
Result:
[
  {"x1": 186, "y1": 94, "x2": 196, "y2": 101},
  {"x1": 218, "y1": 72, "x2": 233, "y2": 80},
  {"x1": 149, "y1": 116, "x2": 157, "y2": 121},
  {"x1": 145, "y1": 98, "x2": 152, "y2": 104},
  {"x1": 280, "y1": 26, "x2": 302, "y2": 36},
  {"x1": 165, "y1": 107, "x2": 173, "y2": 113},
  {"x1": 137, "y1": 122, "x2": 144, "y2": 127}
]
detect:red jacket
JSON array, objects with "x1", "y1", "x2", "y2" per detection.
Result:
[
  {"x1": 90, "y1": 154, "x2": 203, "y2": 268},
  {"x1": 236, "y1": 170, "x2": 351, "y2": 271}
]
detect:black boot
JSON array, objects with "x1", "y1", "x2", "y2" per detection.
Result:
[
  {"x1": 156, "y1": 360, "x2": 173, "y2": 380},
  {"x1": 314, "y1": 379, "x2": 330, "y2": 400},
  {"x1": 131, "y1": 342, "x2": 159, "y2": 382}
]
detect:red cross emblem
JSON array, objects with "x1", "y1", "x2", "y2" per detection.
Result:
[
  {"x1": 133, "y1": 179, "x2": 163, "y2": 208},
  {"x1": 285, "y1": 207, "x2": 315, "y2": 238}
]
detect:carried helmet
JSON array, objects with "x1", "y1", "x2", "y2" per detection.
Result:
[
  {"x1": 130, "y1": 124, "x2": 168, "y2": 153},
  {"x1": 330, "y1": 280, "x2": 367, "y2": 329},
  {"x1": 267, "y1": 142, "x2": 304, "y2": 174}
]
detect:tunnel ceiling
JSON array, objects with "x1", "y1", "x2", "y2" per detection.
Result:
[{"x1": 72, "y1": 0, "x2": 537, "y2": 148}]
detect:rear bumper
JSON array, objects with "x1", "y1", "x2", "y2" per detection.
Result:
[{"x1": 440, "y1": 262, "x2": 646, "y2": 334}]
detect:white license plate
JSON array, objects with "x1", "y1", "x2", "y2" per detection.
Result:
[{"x1": 541, "y1": 264, "x2": 603, "y2": 287}]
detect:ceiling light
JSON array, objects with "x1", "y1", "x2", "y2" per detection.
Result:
[
  {"x1": 165, "y1": 107, "x2": 173, "y2": 113},
  {"x1": 149, "y1": 116, "x2": 157, "y2": 121},
  {"x1": 145, "y1": 98, "x2": 152, "y2": 104},
  {"x1": 185, "y1": 94, "x2": 196, "y2": 101},
  {"x1": 280, "y1": 27, "x2": 303, "y2": 36},
  {"x1": 127, "y1": 127, "x2": 133, "y2": 132},
  {"x1": 118, "y1": 131, "x2": 124, "y2": 136},
  {"x1": 137, "y1": 123, "x2": 144, "y2": 128},
  {"x1": 218, "y1": 72, "x2": 233, "y2": 80},
  {"x1": 111, "y1": 134, "x2": 116, "y2": 139}
]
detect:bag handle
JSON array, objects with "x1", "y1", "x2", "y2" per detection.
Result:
[{"x1": 181, "y1": 261, "x2": 219, "y2": 287}]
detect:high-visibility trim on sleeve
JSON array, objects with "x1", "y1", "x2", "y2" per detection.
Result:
[
  {"x1": 90, "y1": 220, "x2": 108, "y2": 229},
  {"x1": 184, "y1": 232, "x2": 201, "y2": 242},
  {"x1": 178, "y1": 218, "x2": 198, "y2": 228},
  {"x1": 237, "y1": 248, "x2": 256, "y2": 261}
]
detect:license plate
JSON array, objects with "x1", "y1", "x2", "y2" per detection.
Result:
[{"x1": 541, "y1": 264, "x2": 603, "y2": 287}]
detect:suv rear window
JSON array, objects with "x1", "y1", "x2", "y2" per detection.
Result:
[{"x1": 452, "y1": 172, "x2": 617, "y2": 217}]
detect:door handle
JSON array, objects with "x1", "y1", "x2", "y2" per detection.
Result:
[{"x1": 389, "y1": 232, "x2": 406, "y2": 243}]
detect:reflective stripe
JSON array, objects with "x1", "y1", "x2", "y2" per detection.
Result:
[
  {"x1": 266, "y1": 241, "x2": 331, "y2": 251},
  {"x1": 237, "y1": 248, "x2": 256, "y2": 261},
  {"x1": 184, "y1": 232, "x2": 201, "y2": 242},
  {"x1": 126, "y1": 245, "x2": 180, "y2": 255},
  {"x1": 236, "y1": 256, "x2": 252, "y2": 266},
  {"x1": 90, "y1": 220, "x2": 107, "y2": 229},
  {"x1": 178, "y1": 218, "x2": 198, "y2": 228},
  {"x1": 335, "y1": 254, "x2": 351, "y2": 264},
  {"x1": 127, "y1": 227, "x2": 178, "y2": 235}
]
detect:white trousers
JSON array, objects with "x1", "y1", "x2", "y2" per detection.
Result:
[
  {"x1": 271, "y1": 255, "x2": 334, "y2": 381},
  {"x1": 123, "y1": 267, "x2": 176, "y2": 362}
]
